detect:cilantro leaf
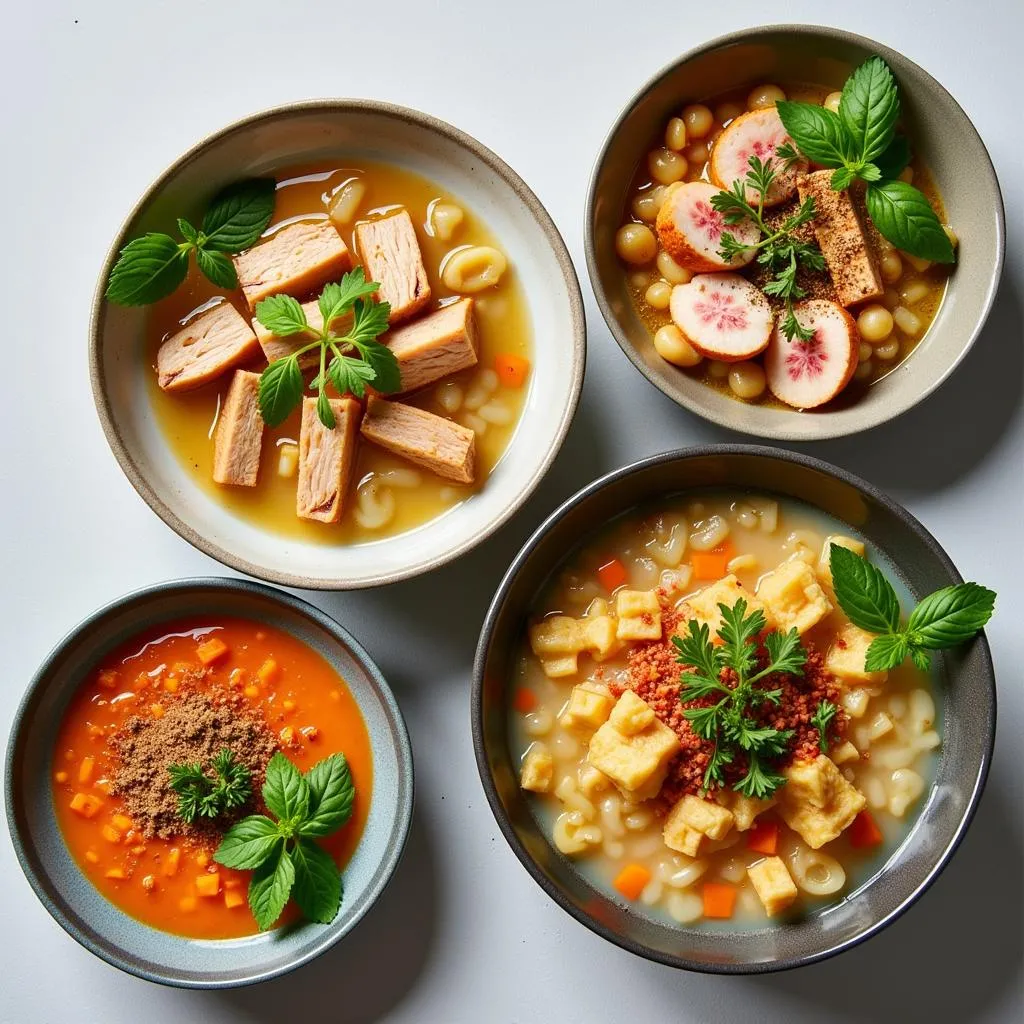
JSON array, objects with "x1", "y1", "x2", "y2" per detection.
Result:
[
  {"x1": 760, "y1": 627, "x2": 807, "y2": 678},
  {"x1": 811, "y1": 700, "x2": 839, "y2": 752},
  {"x1": 734, "y1": 753, "x2": 787, "y2": 800}
]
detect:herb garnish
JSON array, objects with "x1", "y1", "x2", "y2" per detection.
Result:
[
  {"x1": 776, "y1": 57, "x2": 955, "y2": 263},
  {"x1": 829, "y1": 545, "x2": 995, "y2": 672},
  {"x1": 712, "y1": 156, "x2": 826, "y2": 342},
  {"x1": 214, "y1": 751, "x2": 355, "y2": 930},
  {"x1": 105, "y1": 179, "x2": 276, "y2": 306},
  {"x1": 811, "y1": 699, "x2": 839, "y2": 753},
  {"x1": 168, "y1": 749, "x2": 252, "y2": 824},
  {"x1": 673, "y1": 599, "x2": 806, "y2": 799},
  {"x1": 255, "y1": 268, "x2": 399, "y2": 430}
]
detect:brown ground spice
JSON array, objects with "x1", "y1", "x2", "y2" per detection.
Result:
[{"x1": 109, "y1": 677, "x2": 278, "y2": 840}]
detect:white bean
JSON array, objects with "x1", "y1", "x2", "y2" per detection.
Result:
[
  {"x1": 442, "y1": 245, "x2": 508, "y2": 292},
  {"x1": 667, "y1": 890, "x2": 704, "y2": 923},
  {"x1": 353, "y1": 479, "x2": 395, "y2": 529},
  {"x1": 436, "y1": 381, "x2": 464, "y2": 413},
  {"x1": 689, "y1": 514, "x2": 730, "y2": 551},
  {"x1": 479, "y1": 401, "x2": 513, "y2": 425}
]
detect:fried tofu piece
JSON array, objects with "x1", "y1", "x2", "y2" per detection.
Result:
[
  {"x1": 234, "y1": 220, "x2": 352, "y2": 310},
  {"x1": 716, "y1": 790, "x2": 776, "y2": 832},
  {"x1": 825, "y1": 622, "x2": 888, "y2": 686},
  {"x1": 817, "y1": 534, "x2": 866, "y2": 586},
  {"x1": 528, "y1": 614, "x2": 618, "y2": 679},
  {"x1": 252, "y1": 298, "x2": 323, "y2": 369},
  {"x1": 608, "y1": 690, "x2": 656, "y2": 735},
  {"x1": 212, "y1": 370, "x2": 264, "y2": 487},
  {"x1": 156, "y1": 302, "x2": 259, "y2": 393},
  {"x1": 756, "y1": 560, "x2": 833, "y2": 635},
  {"x1": 615, "y1": 589, "x2": 663, "y2": 641},
  {"x1": 683, "y1": 574, "x2": 771, "y2": 637},
  {"x1": 663, "y1": 794, "x2": 735, "y2": 856},
  {"x1": 296, "y1": 397, "x2": 361, "y2": 523},
  {"x1": 559, "y1": 685, "x2": 615, "y2": 734},
  {"x1": 360, "y1": 398, "x2": 475, "y2": 483},
  {"x1": 520, "y1": 744, "x2": 554, "y2": 793},
  {"x1": 799, "y1": 171, "x2": 884, "y2": 307},
  {"x1": 387, "y1": 297, "x2": 479, "y2": 394},
  {"x1": 747, "y1": 856, "x2": 799, "y2": 916},
  {"x1": 354, "y1": 210, "x2": 431, "y2": 323},
  {"x1": 778, "y1": 755, "x2": 866, "y2": 849}
]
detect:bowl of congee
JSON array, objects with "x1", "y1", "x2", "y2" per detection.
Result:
[
  {"x1": 91, "y1": 100, "x2": 585, "y2": 588},
  {"x1": 5, "y1": 578, "x2": 413, "y2": 987},
  {"x1": 586, "y1": 26, "x2": 1004, "y2": 440},
  {"x1": 473, "y1": 447, "x2": 996, "y2": 971}
]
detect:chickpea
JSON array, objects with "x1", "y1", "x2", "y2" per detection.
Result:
[
  {"x1": 684, "y1": 141, "x2": 709, "y2": 166},
  {"x1": 657, "y1": 250, "x2": 692, "y2": 285},
  {"x1": 855, "y1": 359, "x2": 874, "y2": 380},
  {"x1": 645, "y1": 280, "x2": 672, "y2": 310},
  {"x1": 654, "y1": 325, "x2": 702, "y2": 367},
  {"x1": 728, "y1": 361, "x2": 766, "y2": 399},
  {"x1": 893, "y1": 305, "x2": 923, "y2": 337},
  {"x1": 708, "y1": 359, "x2": 730, "y2": 379},
  {"x1": 615, "y1": 224, "x2": 657, "y2": 265},
  {"x1": 632, "y1": 191, "x2": 660, "y2": 222},
  {"x1": 649, "y1": 148, "x2": 688, "y2": 185},
  {"x1": 824, "y1": 91, "x2": 842, "y2": 113},
  {"x1": 665, "y1": 117, "x2": 688, "y2": 151},
  {"x1": 875, "y1": 339, "x2": 901, "y2": 360},
  {"x1": 880, "y1": 252, "x2": 903, "y2": 284},
  {"x1": 629, "y1": 270, "x2": 651, "y2": 289},
  {"x1": 858, "y1": 342, "x2": 873, "y2": 363},
  {"x1": 747, "y1": 84, "x2": 785, "y2": 110},
  {"x1": 682, "y1": 104, "x2": 713, "y2": 139},
  {"x1": 902, "y1": 251, "x2": 932, "y2": 273},
  {"x1": 857, "y1": 305, "x2": 893, "y2": 343},
  {"x1": 901, "y1": 281, "x2": 930, "y2": 306},
  {"x1": 715, "y1": 102, "x2": 743, "y2": 125}
]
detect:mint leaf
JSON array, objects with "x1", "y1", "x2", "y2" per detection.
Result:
[
  {"x1": 830, "y1": 544, "x2": 902, "y2": 635},
  {"x1": 874, "y1": 135, "x2": 911, "y2": 179},
  {"x1": 249, "y1": 845, "x2": 295, "y2": 931},
  {"x1": 775, "y1": 101, "x2": 850, "y2": 168},
  {"x1": 105, "y1": 233, "x2": 190, "y2": 306},
  {"x1": 201, "y1": 178, "x2": 276, "y2": 253},
  {"x1": 318, "y1": 267, "x2": 379, "y2": 327},
  {"x1": 906, "y1": 583, "x2": 995, "y2": 648},
  {"x1": 865, "y1": 633, "x2": 908, "y2": 672},
  {"x1": 299, "y1": 753, "x2": 355, "y2": 837},
  {"x1": 910, "y1": 646, "x2": 932, "y2": 673},
  {"x1": 316, "y1": 388, "x2": 335, "y2": 429},
  {"x1": 356, "y1": 340, "x2": 401, "y2": 395},
  {"x1": 865, "y1": 181, "x2": 955, "y2": 263},
  {"x1": 195, "y1": 247, "x2": 237, "y2": 290},
  {"x1": 858, "y1": 163, "x2": 883, "y2": 183},
  {"x1": 290, "y1": 838, "x2": 342, "y2": 923},
  {"x1": 328, "y1": 355, "x2": 376, "y2": 400},
  {"x1": 214, "y1": 816, "x2": 283, "y2": 869},
  {"x1": 255, "y1": 294, "x2": 310, "y2": 337},
  {"x1": 262, "y1": 751, "x2": 309, "y2": 823},
  {"x1": 831, "y1": 166, "x2": 857, "y2": 191},
  {"x1": 177, "y1": 218, "x2": 199, "y2": 244},
  {"x1": 258, "y1": 355, "x2": 304, "y2": 427},
  {"x1": 839, "y1": 56, "x2": 900, "y2": 164}
]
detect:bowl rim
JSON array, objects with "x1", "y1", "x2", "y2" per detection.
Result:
[
  {"x1": 583, "y1": 23, "x2": 1006, "y2": 442},
  {"x1": 90, "y1": 98, "x2": 587, "y2": 590},
  {"x1": 471, "y1": 443, "x2": 997, "y2": 973},
  {"x1": 5, "y1": 575, "x2": 415, "y2": 989}
]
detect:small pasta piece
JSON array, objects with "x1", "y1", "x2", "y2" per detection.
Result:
[
  {"x1": 555, "y1": 776, "x2": 596, "y2": 819},
  {"x1": 551, "y1": 732, "x2": 580, "y2": 760},
  {"x1": 553, "y1": 813, "x2": 602, "y2": 855},
  {"x1": 629, "y1": 833, "x2": 666, "y2": 859},
  {"x1": 599, "y1": 795, "x2": 626, "y2": 838},
  {"x1": 436, "y1": 381, "x2": 464, "y2": 413},
  {"x1": 908, "y1": 689, "x2": 935, "y2": 734},
  {"x1": 727, "y1": 553, "x2": 759, "y2": 574},
  {"x1": 666, "y1": 890, "x2": 704, "y2": 923},
  {"x1": 277, "y1": 443, "x2": 299, "y2": 479},
  {"x1": 871, "y1": 741, "x2": 919, "y2": 771},
  {"x1": 901, "y1": 280, "x2": 930, "y2": 306},
  {"x1": 888, "y1": 768, "x2": 925, "y2": 817},
  {"x1": 866, "y1": 711, "x2": 895, "y2": 742},
  {"x1": 888, "y1": 694, "x2": 908, "y2": 719},
  {"x1": 689, "y1": 514, "x2": 730, "y2": 551},
  {"x1": 378, "y1": 467, "x2": 422, "y2": 489},
  {"x1": 864, "y1": 774, "x2": 888, "y2": 810},
  {"x1": 892, "y1": 305, "x2": 923, "y2": 337},
  {"x1": 429, "y1": 202, "x2": 464, "y2": 241},
  {"x1": 667, "y1": 858, "x2": 709, "y2": 889},
  {"x1": 461, "y1": 412, "x2": 487, "y2": 435},
  {"x1": 645, "y1": 519, "x2": 687, "y2": 568},
  {"x1": 442, "y1": 245, "x2": 508, "y2": 293},
  {"x1": 523, "y1": 707, "x2": 553, "y2": 737},
  {"x1": 578, "y1": 762, "x2": 610, "y2": 797},
  {"x1": 718, "y1": 856, "x2": 747, "y2": 884},
  {"x1": 463, "y1": 381, "x2": 490, "y2": 411},
  {"x1": 353, "y1": 479, "x2": 395, "y2": 530},
  {"x1": 732, "y1": 502, "x2": 759, "y2": 530},
  {"x1": 842, "y1": 688, "x2": 871, "y2": 719},
  {"x1": 603, "y1": 839, "x2": 625, "y2": 860},
  {"x1": 749, "y1": 497, "x2": 778, "y2": 533},
  {"x1": 624, "y1": 808, "x2": 654, "y2": 832},
  {"x1": 915, "y1": 729, "x2": 941, "y2": 752},
  {"x1": 654, "y1": 853, "x2": 687, "y2": 883},
  {"x1": 479, "y1": 401, "x2": 513, "y2": 426},
  {"x1": 792, "y1": 849, "x2": 846, "y2": 896},
  {"x1": 640, "y1": 878, "x2": 664, "y2": 905}
]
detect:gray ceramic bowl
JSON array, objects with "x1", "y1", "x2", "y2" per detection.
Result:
[
  {"x1": 6, "y1": 578, "x2": 413, "y2": 988},
  {"x1": 586, "y1": 26, "x2": 1005, "y2": 441},
  {"x1": 472, "y1": 446, "x2": 996, "y2": 972},
  {"x1": 91, "y1": 100, "x2": 585, "y2": 589}
]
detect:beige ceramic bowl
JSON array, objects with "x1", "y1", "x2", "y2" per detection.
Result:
[
  {"x1": 586, "y1": 25, "x2": 1004, "y2": 441},
  {"x1": 92, "y1": 101, "x2": 585, "y2": 589}
]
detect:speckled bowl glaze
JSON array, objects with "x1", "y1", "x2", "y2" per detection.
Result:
[
  {"x1": 91, "y1": 100, "x2": 585, "y2": 589},
  {"x1": 6, "y1": 578, "x2": 413, "y2": 988},
  {"x1": 473, "y1": 446, "x2": 996, "y2": 972},
  {"x1": 586, "y1": 26, "x2": 1005, "y2": 441}
]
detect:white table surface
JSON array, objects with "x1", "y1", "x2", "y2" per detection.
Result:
[{"x1": 3, "y1": 1, "x2": 1021, "y2": 1021}]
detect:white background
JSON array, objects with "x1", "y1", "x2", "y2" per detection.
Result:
[{"x1": 2, "y1": 1, "x2": 1021, "y2": 1022}]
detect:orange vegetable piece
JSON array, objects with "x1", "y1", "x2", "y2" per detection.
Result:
[
  {"x1": 257, "y1": 658, "x2": 280, "y2": 685},
  {"x1": 613, "y1": 863, "x2": 652, "y2": 901},
  {"x1": 150, "y1": 703, "x2": 165, "y2": 719},
  {"x1": 105, "y1": 868, "x2": 127, "y2": 880},
  {"x1": 848, "y1": 810, "x2": 884, "y2": 848},
  {"x1": 101, "y1": 824, "x2": 122, "y2": 844},
  {"x1": 513, "y1": 688, "x2": 538, "y2": 713},
  {"x1": 69, "y1": 793, "x2": 103, "y2": 818},
  {"x1": 746, "y1": 819, "x2": 779, "y2": 856},
  {"x1": 97, "y1": 670, "x2": 119, "y2": 690},
  {"x1": 112, "y1": 814, "x2": 134, "y2": 831},
  {"x1": 196, "y1": 637, "x2": 229, "y2": 665},
  {"x1": 195, "y1": 872, "x2": 221, "y2": 897},
  {"x1": 77, "y1": 757, "x2": 95, "y2": 783},
  {"x1": 702, "y1": 882, "x2": 737, "y2": 919},
  {"x1": 224, "y1": 889, "x2": 246, "y2": 909},
  {"x1": 597, "y1": 557, "x2": 628, "y2": 592},
  {"x1": 163, "y1": 848, "x2": 181, "y2": 877},
  {"x1": 690, "y1": 541, "x2": 737, "y2": 581},
  {"x1": 495, "y1": 352, "x2": 531, "y2": 388}
]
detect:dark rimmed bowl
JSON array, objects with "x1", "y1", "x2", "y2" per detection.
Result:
[
  {"x1": 6, "y1": 578, "x2": 414, "y2": 988},
  {"x1": 585, "y1": 25, "x2": 1005, "y2": 441},
  {"x1": 472, "y1": 446, "x2": 996, "y2": 972}
]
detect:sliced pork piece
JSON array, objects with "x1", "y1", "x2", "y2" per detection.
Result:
[
  {"x1": 157, "y1": 301, "x2": 259, "y2": 393},
  {"x1": 656, "y1": 181, "x2": 759, "y2": 272},
  {"x1": 296, "y1": 396, "x2": 361, "y2": 523},
  {"x1": 669, "y1": 273, "x2": 774, "y2": 361},
  {"x1": 212, "y1": 370, "x2": 264, "y2": 487},
  {"x1": 360, "y1": 398, "x2": 475, "y2": 484},
  {"x1": 709, "y1": 108, "x2": 808, "y2": 207},
  {"x1": 233, "y1": 220, "x2": 352, "y2": 310},
  {"x1": 764, "y1": 299, "x2": 858, "y2": 409},
  {"x1": 354, "y1": 210, "x2": 431, "y2": 323},
  {"x1": 387, "y1": 298, "x2": 479, "y2": 394},
  {"x1": 798, "y1": 171, "x2": 884, "y2": 307}
]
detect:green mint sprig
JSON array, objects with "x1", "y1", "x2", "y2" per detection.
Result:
[
  {"x1": 214, "y1": 752, "x2": 355, "y2": 930},
  {"x1": 775, "y1": 56, "x2": 954, "y2": 263},
  {"x1": 674, "y1": 599, "x2": 806, "y2": 799},
  {"x1": 811, "y1": 699, "x2": 839, "y2": 753},
  {"x1": 828, "y1": 545, "x2": 995, "y2": 672},
  {"x1": 168, "y1": 749, "x2": 252, "y2": 824},
  {"x1": 105, "y1": 179, "x2": 276, "y2": 306},
  {"x1": 255, "y1": 268, "x2": 399, "y2": 430}
]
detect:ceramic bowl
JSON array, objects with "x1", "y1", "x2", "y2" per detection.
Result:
[
  {"x1": 91, "y1": 100, "x2": 585, "y2": 589},
  {"x1": 585, "y1": 26, "x2": 1004, "y2": 441},
  {"x1": 6, "y1": 578, "x2": 414, "y2": 988},
  {"x1": 473, "y1": 446, "x2": 996, "y2": 972}
]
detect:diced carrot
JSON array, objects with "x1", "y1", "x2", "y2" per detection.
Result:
[
  {"x1": 163, "y1": 676, "x2": 179, "y2": 693},
  {"x1": 848, "y1": 810, "x2": 884, "y2": 848},
  {"x1": 105, "y1": 868, "x2": 127, "y2": 880},
  {"x1": 195, "y1": 852, "x2": 210, "y2": 868},
  {"x1": 282, "y1": 699, "x2": 296, "y2": 712},
  {"x1": 150, "y1": 703, "x2": 165, "y2": 719},
  {"x1": 195, "y1": 872, "x2": 221, "y2": 897},
  {"x1": 244, "y1": 684, "x2": 260, "y2": 698},
  {"x1": 112, "y1": 814, "x2": 134, "y2": 831},
  {"x1": 513, "y1": 688, "x2": 538, "y2": 714},
  {"x1": 702, "y1": 882, "x2": 737, "y2": 919},
  {"x1": 78, "y1": 756, "x2": 95, "y2": 784},
  {"x1": 97, "y1": 670, "x2": 119, "y2": 690},
  {"x1": 101, "y1": 824, "x2": 122, "y2": 844},
  {"x1": 598, "y1": 557, "x2": 628, "y2": 592},
  {"x1": 746, "y1": 819, "x2": 779, "y2": 856},
  {"x1": 85, "y1": 850, "x2": 100, "y2": 864},
  {"x1": 54, "y1": 770, "x2": 68, "y2": 784},
  {"x1": 280, "y1": 726, "x2": 295, "y2": 744},
  {"x1": 69, "y1": 793, "x2": 103, "y2": 818},
  {"x1": 613, "y1": 863, "x2": 652, "y2": 901},
  {"x1": 224, "y1": 889, "x2": 246, "y2": 909},
  {"x1": 495, "y1": 352, "x2": 531, "y2": 388},
  {"x1": 257, "y1": 658, "x2": 280, "y2": 685},
  {"x1": 163, "y1": 848, "x2": 181, "y2": 877},
  {"x1": 196, "y1": 637, "x2": 229, "y2": 665},
  {"x1": 690, "y1": 541, "x2": 737, "y2": 581}
]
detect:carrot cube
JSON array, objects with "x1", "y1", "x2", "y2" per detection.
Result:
[
  {"x1": 849, "y1": 810, "x2": 884, "y2": 848},
  {"x1": 69, "y1": 793, "x2": 103, "y2": 818},
  {"x1": 257, "y1": 658, "x2": 280, "y2": 685},
  {"x1": 282, "y1": 699, "x2": 296, "y2": 712},
  {"x1": 78, "y1": 756, "x2": 95, "y2": 784},
  {"x1": 97, "y1": 670, "x2": 119, "y2": 690},
  {"x1": 195, "y1": 872, "x2": 221, "y2": 897},
  {"x1": 101, "y1": 824, "x2": 122, "y2": 844},
  {"x1": 691, "y1": 541, "x2": 737, "y2": 581},
  {"x1": 702, "y1": 882, "x2": 737, "y2": 919},
  {"x1": 196, "y1": 637, "x2": 229, "y2": 665},
  {"x1": 105, "y1": 868, "x2": 127, "y2": 880},
  {"x1": 746, "y1": 819, "x2": 779, "y2": 856},
  {"x1": 495, "y1": 352, "x2": 531, "y2": 388},
  {"x1": 597, "y1": 557, "x2": 628, "y2": 593},
  {"x1": 112, "y1": 814, "x2": 134, "y2": 831},
  {"x1": 195, "y1": 852, "x2": 210, "y2": 868},
  {"x1": 85, "y1": 850, "x2": 100, "y2": 864},
  {"x1": 163, "y1": 848, "x2": 181, "y2": 877},
  {"x1": 244, "y1": 685, "x2": 260, "y2": 699},
  {"x1": 513, "y1": 688, "x2": 538, "y2": 714},
  {"x1": 54, "y1": 771, "x2": 69, "y2": 784},
  {"x1": 224, "y1": 889, "x2": 246, "y2": 909},
  {"x1": 613, "y1": 863, "x2": 652, "y2": 901}
]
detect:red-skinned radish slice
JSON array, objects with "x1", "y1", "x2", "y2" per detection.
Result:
[
  {"x1": 709, "y1": 108, "x2": 808, "y2": 207},
  {"x1": 764, "y1": 299, "x2": 859, "y2": 409},
  {"x1": 669, "y1": 273, "x2": 774, "y2": 361},
  {"x1": 656, "y1": 181, "x2": 760, "y2": 272}
]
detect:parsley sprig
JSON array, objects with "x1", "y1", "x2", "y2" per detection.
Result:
[
  {"x1": 711, "y1": 156, "x2": 826, "y2": 342},
  {"x1": 168, "y1": 749, "x2": 252, "y2": 824},
  {"x1": 673, "y1": 599, "x2": 806, "y2": 799},
  {"x1": 811, "y1": 699, "x2": 839, "y2": 753}
]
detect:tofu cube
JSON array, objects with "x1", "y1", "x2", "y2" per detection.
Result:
[
  {"x1": 818, "y1": 534, "x2": 866, "y2": 586},
  {"x1": 528, "y1": 613, "x2": 619, "y2": 679},
  {"x1": 685, "y1": 575, "x2": 770, "y2": 638},
  {"x1": 608, "y1": 689, "x2": 655, "y2": 736},
  {"x1": 588, "y1": 695, "x2": 680, "y2": 800},
  {"x1": 583, "y1": 615, "x2": 620, "y2": 660},
  {"x1": 717, "y1": 791, "x2": 776, "y2": 832},
  {"x1": 519, "y1": 744, "x2": 554, "y2": 793},
  {"x1": 560, "y1": 686, "x2": 614, "y2": 733},
  {"x1": 539, "y1": 655, "x2": 579, "y2": 679},
  {"x1": 747, "y1": 856, "x2": 799, "y2": 916},
  {"x1": 756, "y1": 560, "x2": 833, "y2": 635},
  {"x1": 615, "y1": 589, "x2": 663, "y2": 641},
  {"x1": 778, "y1": 755, "x2": 866, "y2": 849},
  {"x1": 663, "y1": 794, "x2": 735, "y2": 856},
  {"x1": 825, "y1": 623, "x2": 888, "y2": 685}
]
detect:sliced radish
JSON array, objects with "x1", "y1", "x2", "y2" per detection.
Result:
[
  {"x1": 656, "y1": 181, "x2": 760, "y2": 272},
  {"x1": 764, "y1": 299, "x2": 859, "y2": 409},
  {"x1": 709, "y1": 108, "x2": 808, "y2": 207},
  {"x1": 669, "y1": 273, "x2": 774, "y2": 361}
]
